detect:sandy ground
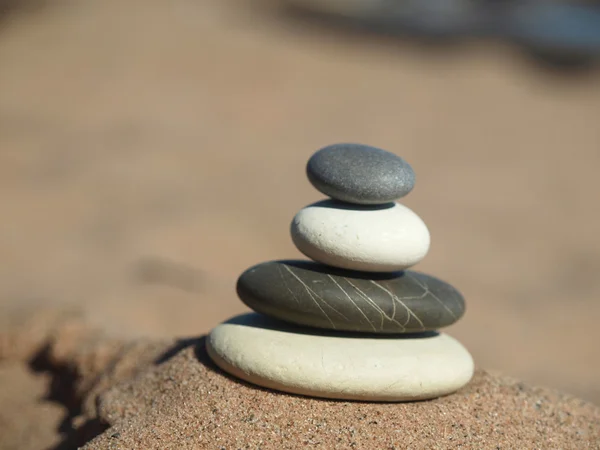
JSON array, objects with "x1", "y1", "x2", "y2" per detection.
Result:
[
  {"x1": 0, "y1": 0, "x2": 600, "y2": 447},
  {"x1": 2, "y1": 311, "x2": 599, "y2": 449}
]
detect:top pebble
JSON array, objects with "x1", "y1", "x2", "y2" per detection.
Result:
[{"x1": 306, "y1": 143, "x2": 415, "y2": 205}]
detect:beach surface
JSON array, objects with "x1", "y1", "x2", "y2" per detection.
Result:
[{"x1": 1, "y1": 0, "x2": 600, "y2": 447}]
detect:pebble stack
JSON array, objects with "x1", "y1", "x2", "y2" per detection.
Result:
[{"x1": 207, "y1": 143, "x2": 474, "y2": 402}]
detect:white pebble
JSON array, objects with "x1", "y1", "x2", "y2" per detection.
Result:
[
  {"x1": 207, "y1": 313, "x2": 474, "y2": 402},
  {"x1": 291, "y1": 200, "x2": 430, "y2": 272}
]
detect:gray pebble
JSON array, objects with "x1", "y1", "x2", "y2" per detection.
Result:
[{"x1": 306, "y1": 143, "x2": 415, "y2": 204}]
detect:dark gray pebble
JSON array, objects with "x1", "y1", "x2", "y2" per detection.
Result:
[{"x1": 237, "y1": 260, "x2": 465, "y2": 333}]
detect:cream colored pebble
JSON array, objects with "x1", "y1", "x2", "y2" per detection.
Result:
[
  {"x1": 207, "y1": 313, "x2": 474, "y2": 402},
  {"x1": 291, "y1": 200, "x2": 430, "y2": 272}
]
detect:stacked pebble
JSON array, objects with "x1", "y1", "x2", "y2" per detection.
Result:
[{"x1": 206, "y1": 143, "x2": 474, "y2": 402}]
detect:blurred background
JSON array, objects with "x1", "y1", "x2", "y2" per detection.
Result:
[{"x1": 0, "y1": 0, "x2": 599, "y2": 409}]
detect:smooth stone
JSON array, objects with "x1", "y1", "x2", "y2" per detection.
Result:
[
  {"x1": 206, "y1": 313, "x2": 475, "y2": 402},
  {"x1": 306, "y1": 143, "x2": 415, "y2": 205},
  {"x1": 291, "y1": 200, "x2": 430, "y2": 272},
  {"x1": 237, "y1": 260, "x2": 465, "y2": 333}
]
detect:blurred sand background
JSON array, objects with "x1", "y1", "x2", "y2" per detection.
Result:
[{"x1": 0, "y1": 0, "x2": 599, "y2": 425}]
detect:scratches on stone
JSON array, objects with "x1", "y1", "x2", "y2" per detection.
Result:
[
  {"x1": 406, "y1": 273, "x2": 458, "y2": 320},
  {"x1": 345, "y1": 279, "x2": 407, "y2": 332},
  {"x1": 250, "y1": 262, "x2": 464, "y2": 333},
  {"x1": 328, "y1": 275, "x2": 377, "y2": 332},
  {"x1": 283, "y1": 265, "x2": 349, "y2": 328},
  {"x1": 278, "y1": 263, "x2": 301, "y2": 306},
  {"x1": 370, "y1": 280, "x2": 426, "y2": 330}
]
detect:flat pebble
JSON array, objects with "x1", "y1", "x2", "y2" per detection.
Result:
[
  {"x1": 306, "y1": 143, "x2": 415, "y2": 204},
  {"x1": 237, "y1": 260, "x2": 464, "y2": 333},
  {"x1": 207, "y1": 313, "x2": 474, "y2": 402},
  {"x1": 291, "y1": 200, "x2": 430, "y2": 272}
]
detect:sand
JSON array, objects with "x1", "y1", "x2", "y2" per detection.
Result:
[
  {"x1": 92, "y1": 350, "x2": 600, "y2": 449},
  {"x1": 1, "y1": 0, "x2": 600, "y2": 447},
  {"x1": 0, "y1": 364, "x2": 63, "y2": 450},
  {"x1": 2, "y1": 309, "x2": 599, "y2": 449}
]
